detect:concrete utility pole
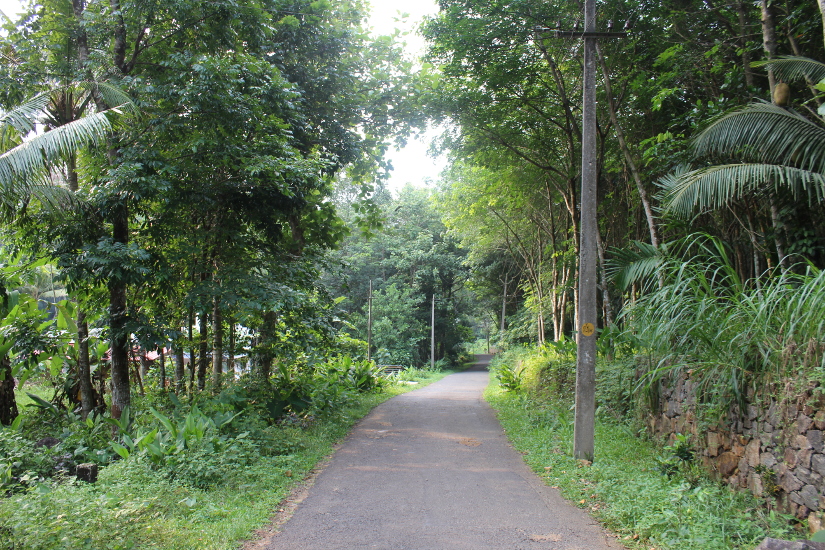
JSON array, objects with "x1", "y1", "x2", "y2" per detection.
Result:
[
  {"x1": 538, "y1": 3, "x2": 627, "y2": 462},
  {"x1": 574, "y1": 0, "x2": 598, "y2": 462},
  {"x1": 430, "y1": 294, "x2": 435, "y2": 369}
]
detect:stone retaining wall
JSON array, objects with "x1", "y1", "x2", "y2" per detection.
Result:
[{"x1": 648, "y1": 375, "x2": 825, "y2": 531}]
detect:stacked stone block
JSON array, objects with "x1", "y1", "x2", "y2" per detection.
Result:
[{"x1": 648, "y1": 376, "x2": 825, "y2": 531}]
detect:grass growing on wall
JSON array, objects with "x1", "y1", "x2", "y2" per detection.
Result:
[{"x1": 485, "y1": 369, "x2": 799, "y2": 550}]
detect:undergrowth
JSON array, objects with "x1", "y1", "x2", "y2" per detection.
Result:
[
  {"x1": 0, "y1": 368, "x2": 451, "y2": 550},
  {"x1": 485, "y1": 374, "x2": 798, "y2": 550}
]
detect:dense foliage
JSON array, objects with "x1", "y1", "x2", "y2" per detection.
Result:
[
  {"x1": 426, "y1": 0, "x2": 825, "y2": 345},
  {"x1": 0, "y1": 0, "x2": 420, "y2": 420},
  {"x1": 2, "y1": 0, "x2": 825, "y2": 546},
  {"x1": 428, "y1": 0, "x2": 825, "y2": 540},
  {"x1": 323, "y1": 184, "x2": 475, "y2": 366},
  {"x1": 426, "y1": 0, "x2": 825, "y2": 419},
  {"x1": 0, "y1": 0, "x2": 479, "y2": 545}
]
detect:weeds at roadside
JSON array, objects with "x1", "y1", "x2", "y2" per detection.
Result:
[
  {"x1": 0, "y1": 366, "x2": 451, "y2": 550},
  {"x1": 485, "y1": 377, "x2": 798, "y2": 550}
]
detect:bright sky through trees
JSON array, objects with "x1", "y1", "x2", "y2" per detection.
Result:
[
  {"x1": 0, "y1": 0, "x2": 21, "y2": 27},
  {"x1": 0, "y1": 0, "x2": 18, "y2": 17},
  {"x1": 367, "y1": 0, "x2": 447, "y2": 193}
]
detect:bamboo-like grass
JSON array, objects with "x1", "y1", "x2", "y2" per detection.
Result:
[{"x1": 617, "y1": 235, "x2": 825, "y2": 413}]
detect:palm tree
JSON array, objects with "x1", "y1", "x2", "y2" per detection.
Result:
[
  {"x1": 0, "y1": 83, "x2": 132, "y2": 205},
  {"x1": 0, "y1": 84, "x2": 132, "y2": 423},
  {"x1": 659, "y1": 57, "x2": 825, "y2": 270}
]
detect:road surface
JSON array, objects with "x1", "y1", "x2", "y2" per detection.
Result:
[{"x1": 256, "y1": 355, "x2": 622, "y2": 550}]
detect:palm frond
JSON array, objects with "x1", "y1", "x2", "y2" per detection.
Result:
[
  {"x1": 0, "y1": 93, "x2": 51, "y2": 136},
  {"x1": 0, "y1": 180, "x2": 75, "y2": 219},
  {"x1": 660, "y1": 163, "x2": 825, "y2": 217},
  {"x1": 693, "y1": 103, "x2": 825, "y2": 174},
  {"x1": 606, "y1": 240, "x2": 666, "y2": 291},
  {"x1": 84, "y1": 82, "x2": 139, "y2": 116},
  {"x1": 752, "y1": 56, "x2": 825, "y2": 84},
  {"x1": 0, "y1": 109, "x2": 115, "y2": 200}
]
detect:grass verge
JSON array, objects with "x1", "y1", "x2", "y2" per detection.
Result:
[
  {"x1": 0, "y1": 367, "x2": 451, "y2": 550},
  {"x1": 484, "y1": 374, "x2": 798, "y2": 550}
]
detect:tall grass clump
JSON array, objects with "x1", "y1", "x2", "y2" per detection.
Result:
[
  {"x1": 490, "y1": 341, "x2": 577, "y2": 396},
  {"x1": 615, "y1": 234, "x2": 825, "y2": 417}
]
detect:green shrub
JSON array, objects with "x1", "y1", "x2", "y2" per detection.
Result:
[
  {"x1": 57, "y1": 412, "x2": 119, "y2": 466},
  {"x1": 596, "y1": 356, "x2": 641, "y2": 422},
  {"x1": 490, "y1": 343, "x2": 576, "y2": 397},
  {"x1": 495, "y1": 362, "x2": 523, "y2": 392},
  {"x1": 161, "y1": 432, "x2": 259, "y2": 488},
  {"x1": 327, "y1": 355, "x2": 386, "y2": 393},
  {"x1": 0, "y1": 429, "x2": 56, "y2": 489}
]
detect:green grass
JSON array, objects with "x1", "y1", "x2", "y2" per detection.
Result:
[
  {"x1": 14, "y1": 383, "x2": 53, "y2": 409},
  {"x1": 0, "y1": 368, "x2": 452, "y2": 550},
  {"x1": 484, "y1": 374, "x2": 799, "y2": 550}
]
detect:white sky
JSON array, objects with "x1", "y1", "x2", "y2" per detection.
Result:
[
  {"x1": 0, "y1": 0, "x2": 448, "y2": 192},
  {"x1": 0, "y1": 0, "x2": 21, "y2": 20},
  {"x1": 368, "y1": 0, "x2": 448, "y2": 193}
]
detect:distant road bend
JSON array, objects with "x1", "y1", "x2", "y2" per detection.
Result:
[{"x1": 256, "y1": 354, "x2": 621, "y2": 550}]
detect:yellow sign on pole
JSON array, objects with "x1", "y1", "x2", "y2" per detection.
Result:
[{"x1": 581, "y1": 323, "x2": 595, "y2": 337}]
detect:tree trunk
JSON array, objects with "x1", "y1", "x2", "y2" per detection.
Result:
[
  {"x1": 595, "y1": 43, "x2": 660, "y2": 249},
  {"x1": 0, "y1": 355, "x2": 18, "y2": 425},
  {"x1": 77, "y1": 310, "x2": 95, "y2": 419},
  {"x1": 197, "y1": 312, "x2": 208, "y2": 391},
  {"x1": 133, "y1": 347, "x2": 145, "y2": 396},
  {"x1": 500, "y1": 273, "x2": 508, "y2": 335},
  {"x1": 175, "y1": 345, "x2": 185, "y2": 394},
  {"x1": 818, "y1": 0, "x2": 825, "y2": 50},
  {"x1": 761, "y1": 2, "x2": 789, "y2": 272},
  {"x1": 596, "y1": 231, "x2": 614, "y2": 327},
  {"x1": 67, "y1": 144, "x2": 96, "y2": 419},
  {"x1": 188, "y1": 308, "x2": 196, "y2": 394},
  {"x1": 159, "y1": 347, "x2": 166, "y2": 390},
  {"x1": 769, "y1": 194, "x2": 790, "y2": 271},
  {"x1": 109, "y1": 206, "x2": 130, "y2": 421},
  {"x1": 139, "y1": 352, "x2": 149, "y2": 392},
  {"x1": 786, "y1": 20, "x2": 824, "y2": 103},
  {"x1": 212, "y1": 297, "x2": 223, "y2": 392},
  {"x1": 745, "y1": 207, "x2": 764, "y2": 295},
  {"x1": 256, "y1": 311, "x2": 277, "y2": 382},
  {"x1": 227, "y1": 319, "x2": 235, "y2": 379},
  {"x1": 762, "y1": 0, "x2": 778, "y2": 94},
  {"x1": 738, "y1": 1, "x2": 755, "y2": 88},
  {"x1": 535, "y1": 281, "x2": 546, "y2": 347}
]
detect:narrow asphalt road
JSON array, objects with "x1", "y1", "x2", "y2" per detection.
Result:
[{"x1": 259, "y1": 355, "x2": 622, "y2": 550}]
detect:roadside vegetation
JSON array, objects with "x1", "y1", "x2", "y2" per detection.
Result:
[
  {"x1": 487, "y1": 348, "x2": 798, "y2": 550},
  {"x1": 0, "y1": 364, "x2": 452, "y2": 550},
  {"x1": 1, "y1": 0, "x2": 825, "y2": 548},
  {"x1": 0, "y1": 1, "x2": 477, "y2": 546},
  {"x1": 431, "y1": 0, "x2": 825, "y2": 545}
]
